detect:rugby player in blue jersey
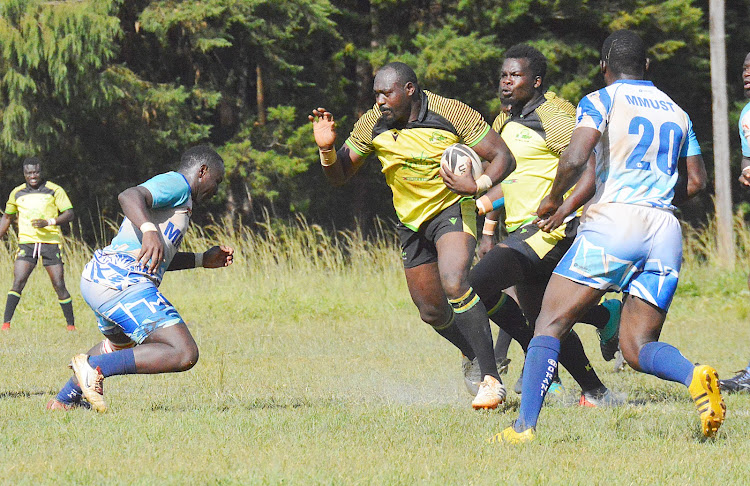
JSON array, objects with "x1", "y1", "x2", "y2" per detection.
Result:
[
  {"x1": 489, "y1": 30, "x2": 725, "y2": 442},
  {"x1": 47, "y1": 146, "x2": 234, "y2": 412}
]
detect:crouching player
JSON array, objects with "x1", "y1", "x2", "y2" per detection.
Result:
[{"x1": 47, "y1": 146, "x2": 233, "y2": 412}]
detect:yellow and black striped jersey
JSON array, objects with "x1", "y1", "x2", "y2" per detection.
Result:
[
  {"x1": 345, "y1": 90, "x2": 490, "y2": 231},
  {"x1": 4, "y1": 181, "x2": 73, "y2": 244},
  {"x1": 492, "y1": 91, "x2": 580, "y2": 237}
]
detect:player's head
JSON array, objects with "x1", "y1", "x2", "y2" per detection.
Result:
[
  {"x1": 500, "y1": 44, "x2": 546, "y2": 111},
  {"x1": 178, "y1": 145, "x2": 225, "y2": 203},
  {"x1": 743, "y1": 52, "x2": 750, "y2": 99},
  {"x1": 373, "y1": 62, "x2": 420, "y2": 125},
  {"x1": 22, "y1": 157, "x2": 43, "y2": 188},
  {"x1": 601, "y1": 30, "x2": 647, "y2": 79}
]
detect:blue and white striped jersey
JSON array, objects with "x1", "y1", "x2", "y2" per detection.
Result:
[{"x1": 576, "y1": 80, "x2": 701, "y2": 210}]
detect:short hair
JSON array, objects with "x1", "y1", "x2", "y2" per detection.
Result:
[
  {"x1": 504, "y1": 44, "x2": 547, "y2": 82},
  {"x1": 23, "y1": 157, "x2": 41, "y2": 168},
  {"x1": 179, "y1": 145, "x2": 224, "y2": 172},
  {"x1": 601, "y1": 30, "x2": 646, "y2": 76},
  {"x1": 378, "y1": 62, "x2": 420, "y2": 90}
]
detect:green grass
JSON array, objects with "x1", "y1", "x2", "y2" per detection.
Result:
[{"x1": 1, "y1": 219, "x2": 749, "y2": 484}]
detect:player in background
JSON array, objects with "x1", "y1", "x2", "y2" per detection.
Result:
[
  {"x1": 721, "y1": 50, "x2": 750, "y2": 393},
  {"x1": 47, "y1": 146, "x2": 234, "y2": 412},
  {"x1": 310, "y1": 62, "x2": 517, "y2": 409},
  {"x1": 0, "y1": 157, "x2": 76, "y2": 331},
  {"x1": 464, "y1": 45, "x2": 623, "y2": 406},
  {"x1": 489, "y1": 30, "x2": 724, "y2": 443}
]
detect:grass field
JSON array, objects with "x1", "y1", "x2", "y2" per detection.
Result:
[{"x1": 1, "y1": 220, "x2": 749, "y2": 484}]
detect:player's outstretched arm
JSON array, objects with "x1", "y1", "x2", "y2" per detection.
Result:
[
  {"x1": 308, "y1": 107, "x2": 364, "y2": 187},
  {"x1": 118, "y1": 186, "x2": 163, "y2": 274},
  {"x1": 167, "y1": 246, "x2": 234, "y2": 271},
  {"x1": 673, "y1": 154, "x2": 707, "y2": 205},
  {"x1": 31, "y1": 208, "x2": 74, "y2": 228},
  {"x1": 536, "y1": 153, "x2": 596, "y2": 233},
  {"x1": 0, "y1": 213, "x2": 13, "y2": 240}
]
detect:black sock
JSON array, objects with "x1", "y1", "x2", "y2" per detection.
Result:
[
  {"x1": 432, "y1": 313, "x2": 476, "y2": 360},
  {"x1": 4, "y1": 291, "x2": 21, "y2": 323},
  {"x1": 449, "y1": 288, "x2": 499, "y2": 380},
  {"x1": 578, "y1": 304, "x2": 609, "y2": 330},
  {"x1": 558, "y1": 330, "x2": 604, "y2": 392},
  {"x1": 487, "y1": 294, "x2": 532, "y2": 351},
  {"x1": 59, "y1": 298, "x2": 74, "y2": 327}
]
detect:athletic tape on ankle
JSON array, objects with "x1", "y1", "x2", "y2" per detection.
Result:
[
  {"x1": 194, "y1": 252, "x2": 204, "y2": 268},
  {"x1": 482, "y1": 218, "x2": 498, "y2": 236}
]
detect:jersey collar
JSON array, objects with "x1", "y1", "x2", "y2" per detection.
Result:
[{"x1": 612, "y1": 79, "x2": 654, "y2": 87}]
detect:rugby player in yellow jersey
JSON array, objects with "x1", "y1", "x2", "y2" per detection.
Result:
[
  {"x1": 0, "y1": 157, "x2": 76, "y2": 331},
  {"x1": 449, "y1": 44, "x2": 624, "y2": 407},
  {"x1": 309, "y1": 62, "x2": 517, "y2": 409}
]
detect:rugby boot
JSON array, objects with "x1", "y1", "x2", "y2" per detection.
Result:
[
  {"x1": 598, "y1": 299, "x2": 622, "y2": 361},
  {"x1": 472, "y1": 375, "x2": 506, "y2": 410},
  {"x1": 718, "y1": 368, "x2": 750, "y2": 393},
  {"x1": 462, "y1": 355, "x2": 481, "y2": 396},
  {"x1": 1, "y1": 322, "x2": 9, "y2": 331},
  {"x1": 688, "y1": 365, "x2": 726, "y2": 438},
  {"x1": 496, "y1": 357, "x2": 511, "y2": 376},
  {"x1": 70, "y1": 354, "x2": 107, "y2": 413},
  {"x1": 487, "y1": 425, "x2": 535, "y2": 444},
  {"x1": 579, "y1": 387, "x2": 626, "y2": 407}
]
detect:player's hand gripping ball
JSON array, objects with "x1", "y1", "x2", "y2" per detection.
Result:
[{"x1": 440, "y1": 143, "x2": 484, "y2": 179}]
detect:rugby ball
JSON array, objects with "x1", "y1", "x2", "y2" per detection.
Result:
[{"x1": 441, "y1": 143, "x2": 483, "y2": 179}]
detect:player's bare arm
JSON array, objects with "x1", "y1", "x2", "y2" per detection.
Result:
[
  {"x1": 441, "y1": 129, "x2": 516, "y2": 195},
  {"x1": 537, "y1": 127, "x2": 600, "y2": 219},
  {"x1": 739, "y1": 156, "x2": 750, "y2": 187},
  {"x1": 31, "y1": 208, "x2": 74, "y2": 228},
  {"x1": 536, "y1": 154, "x2": 597, "y2": 233},
  {"x1": 0, "y1": 212, "x2": 14, "y2": 239},
  {"x1": 118, "y1": 186, "x2": 163, "y2": 275},
  {"x1": 673, "y1": 154, "x2": 707, "y2": 205},
  {"x1": 167, "y1": 245, "x2": 234, "y2": 271},
  {"x1": 308, "y1": 107, "x2": 364, "y2": 186}
]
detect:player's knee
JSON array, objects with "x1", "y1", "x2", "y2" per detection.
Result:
[
  {"x1": 440, "y1": 274, "x2": 469, "y2": 300},
  {"x1": 176, "y1": 344, "x2": 199, "y2": 371}
]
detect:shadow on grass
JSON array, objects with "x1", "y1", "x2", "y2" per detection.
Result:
[{"x1": 0, "y1": 390, "x2": 54, "y2": 400}]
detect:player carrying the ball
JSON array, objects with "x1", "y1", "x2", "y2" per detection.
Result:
[
  {"x1": 47, "y1": 146, "x2": 234, "y2": 412},
  {"x1": 489, "y1": 30, "x2": 725, "y2": 443},
  {"x1": 309, "y1": 62, "x2": 517, "y2": 409}
]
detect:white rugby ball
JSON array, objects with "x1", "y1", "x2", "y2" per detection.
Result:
[{"x1": 441, "y1": 143, "x2": 483, "y2": 179}]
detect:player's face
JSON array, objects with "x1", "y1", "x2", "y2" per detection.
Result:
[
  {"x1": 373, "y1": 71, "x2": 413, "y2": 125},
  {"x1": 743, "y1": 52, "x2": 750, "y2": 99},
  {"x1": 195, "y1": 165, "x2": 224, "y2": 203},
  {"x1": 500, "y1": 58, "x2": 540, "y2": 109},
  {"x1": 23, "y1": 164, "x2": 42, "y2": 188}
]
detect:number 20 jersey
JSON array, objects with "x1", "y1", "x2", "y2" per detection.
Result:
[{"x1": 576, "y1": 79, "x2": 701, "y2": 211}]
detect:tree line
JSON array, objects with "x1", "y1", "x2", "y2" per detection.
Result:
[{"x1": 1, "y1": 0, "x2": 748, "y2": 241}]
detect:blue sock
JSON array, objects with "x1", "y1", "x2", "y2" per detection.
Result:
[
  {"x1": 88, "y1": 349, "x2": 137, "y2": 378},
  {"x1": 56, "y1": 378, "x2": 83, "y2": 404},
  {"x1": 746, "y1": 361, "x2": 750, "y2": 372},
  {"x1": 638, "y1": 341, "x2": 694, "y2": 387},
  {"x1": 515, "y1": 335, "x2": 561, "y2": 432}
]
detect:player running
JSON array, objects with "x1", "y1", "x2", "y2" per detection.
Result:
[
  {"x1": 1, "y1": 157, "x2": 76, "y2": 331},
  {"x1": 465, "y1": 44, "x2": 623, "y2": 407},
  {"x1": 489, "y1": 30, "x2": 724, "y2": 443},
  {"x1": 47, "y1": 146, "x2": 233, "y2": 412},
  {"x1": 721, "y1": 50, "x2": 750, "y2": 394},
  {"x1": 309, "y1": 62, "x2": 517, "y2": 409}
]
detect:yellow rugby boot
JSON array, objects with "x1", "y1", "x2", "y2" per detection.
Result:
[
  {"x1": 70, "y1": 354, "x2": 107, "y2": 413},
  {"x1": 487, "y1": 426, "x2": 535, "y2": 444},
  {"x1": 688, "y1": 365, "x2": 726, "y2": 438}
]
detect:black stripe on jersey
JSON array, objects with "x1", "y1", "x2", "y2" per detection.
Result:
[
  {"x1": 14, "y1": 183, "x2": 55, "y2": 198},
  {"x1": 372, "y1": 90, "x2": 458, "y2": 140}
]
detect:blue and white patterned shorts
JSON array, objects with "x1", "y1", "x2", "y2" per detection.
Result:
[
  {"x1": 553, "y1": 203, "x2": 681, "y2": 311},
  {"x1": 80, "y1": 278, "x2": 183, "y2": 344}
]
